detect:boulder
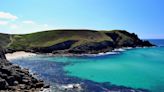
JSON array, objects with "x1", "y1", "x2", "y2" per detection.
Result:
[
  {"x1": 35, "y1": 82, "x2": 44, "y2": 88},
  {"x1": 6, "y1": 76, "x2": 15, "y2": 86},
  {"x1": 0, "y1": 78, "x2": 8, "y2": 90},
  {"x1": 19, "y1": 84, "x2": 26, "y2": 89},
  {"x1": 0, "y1": 67, "x2": 12, "y2": 75}
]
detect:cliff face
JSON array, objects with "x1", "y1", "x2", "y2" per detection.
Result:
[
  {"x1": 68, "y1": 41, "x2": 114, "y2": 54},
  {"x1": 0, "y1": 47, "x2": 6, "y2": 59},
  {"x1": 0, "y1": 47, "x2": 46, "y2": 91},
  {"x1": 105, "y1": 30, "x2": 153, "y2": 47},
  {"x1": 0, "y1": 29, "x2": 155, "y2": 54}
]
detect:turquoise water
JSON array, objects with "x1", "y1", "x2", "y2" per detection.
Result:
[
  {"x1": 47, "y1": 47, "x2": 164, "y2": 92},
  {"x1": 12, "y1": 40, "x2": 164, "y2": 92}
]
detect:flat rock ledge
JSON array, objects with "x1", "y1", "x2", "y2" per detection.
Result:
[{"x1": 0, "y1": 58, "x2": 49, "y2": 92}]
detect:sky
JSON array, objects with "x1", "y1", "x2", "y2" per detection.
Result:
[{"x1": 0, "y1": 0, "x2": 164, "y2": 39}]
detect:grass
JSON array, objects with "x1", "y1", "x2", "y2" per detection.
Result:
[
  {"x1": 0, "y1": 33, "x2": 11, "y2": 48},
  {"x1": 8, "y1": 30, "x2": 113, "y2": 50},
  {"x1": 0, "y1": 29, "x2": 139, "y2": 50}
]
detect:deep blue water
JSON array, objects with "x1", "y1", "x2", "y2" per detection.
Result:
[{"x1": 147, "y1": 39, "x2": 164, "y2": 46}]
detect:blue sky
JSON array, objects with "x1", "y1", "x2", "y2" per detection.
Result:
[{"x1": 0, "y1": 0, "x2": 164, "y2": 39}]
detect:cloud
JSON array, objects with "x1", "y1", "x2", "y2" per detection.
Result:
[
  {"x1": 43, "y1": 24, "x2": 48, "y2": 27},
  {"x1": 10, "y1": 24, "x2": 18, "y2": 29},
  {"x1": 0, "y1": 12, "x2": 51, "y2": 34},
  {"x1": 0, "y1": 12, "x2": 18, "y2": 20},
  {"x1": 0, "y1": 20, "x2": 8, "y2": 25},
  {"x1": 22, "y1": 21, "x2": 49, "y2": 28},
  {"x1": 22, "y1": 20, "x2": 35, "y2": 24}
]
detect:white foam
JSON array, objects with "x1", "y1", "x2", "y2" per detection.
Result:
[
  {"x1": 113, "y1": 48, "x2": 126, "y2": 52},
  {"x1": 60, "y1": 84, "x2": 82, "y2": 90},
  {"x1": 124, "y1": 47, "x2": 133, "y2": 50},
  {"x1": 83, "y1": 51, "x2": 119, "y2": 57}
]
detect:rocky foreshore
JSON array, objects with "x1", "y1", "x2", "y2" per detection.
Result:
[{"x1": 0, "y1": 48, "x2": 48, "y2": 92}]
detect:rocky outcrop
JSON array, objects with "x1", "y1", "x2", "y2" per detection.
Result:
[
  {"x1": 69, "y1": 41, "x2": 114, "y2": 54},
  {"x1": 0, "y1": 48, "x2": 6, "y2": 59},
  {"x1": 31, "y1": 40, "x2": 77, "y2": 53},
  {"x1": 105, "y1": 30, "x2": 154, "y2": 48},
  {"x1": 0, "y1": 47, "x2": 48, "y2": 91}
]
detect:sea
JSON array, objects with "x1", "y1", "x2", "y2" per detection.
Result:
[{"x1": 11, "y1": 39, "x2": 164, "y2": 92}]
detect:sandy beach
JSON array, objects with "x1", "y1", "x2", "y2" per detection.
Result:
[{"x1": 5, "y1": 51, "x2": 37, "y2": 60}]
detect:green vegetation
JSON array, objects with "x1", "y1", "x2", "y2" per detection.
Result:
[
  {"x1": 8, "y1": 29, "x2": 113, "y2": 50},
  {"x1": 0, "y1": 29, "x2": 153, "y2": 53},
  {"x1": 0, "y1": 33, "x2": 10, "y2": 48}
]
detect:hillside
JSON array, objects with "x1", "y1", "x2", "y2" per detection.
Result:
[
  {"x1": 0, "y1": 33, "x2": 10, "y2": 48},
  {"x1": 0, "y1": 29, "x2": 154, "y2": 54}
]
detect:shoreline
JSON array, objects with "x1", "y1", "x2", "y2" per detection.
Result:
[
  {"x1": 5, "y1": 46, "x2": 157, "y2": 60},
  {"x1": 5, "y1": 51, "x2": 37, "y2": 60},
  {"x1": 5, "y1": 49, "x2": 121, "y2": 59},
  {"x1": 6, "y1": 46, "x2": 155, "y2": 92}
]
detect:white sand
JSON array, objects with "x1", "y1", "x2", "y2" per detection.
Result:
[{"x1": 5, "y1": 51, "x2": 36, "y2": 60}]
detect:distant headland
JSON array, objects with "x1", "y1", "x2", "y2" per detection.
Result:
[{"x1": 0, "y1": 29, "x2": 154, "y2": 54}]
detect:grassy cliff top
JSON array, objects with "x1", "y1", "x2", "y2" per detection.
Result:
[
  {"x1": 10, "y1": 29, "x2": 112, "y2": 48},
  {"x1": 0, "y1": 29, "x2": 150, "y2": 52}
]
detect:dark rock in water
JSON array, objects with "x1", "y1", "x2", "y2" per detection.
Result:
[
  {"x1": 44, "y1": 84, "x2": 50, "y2": 88},
  {"x1": 35, "y1": 82, "x2": 44, "y2": 88}
]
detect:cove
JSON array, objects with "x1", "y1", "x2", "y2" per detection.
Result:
[{"x1": 11, "y1": 47, "x2": 164, "y2": 92}]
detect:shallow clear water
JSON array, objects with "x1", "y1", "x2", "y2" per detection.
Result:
[
  {"x1": 11, "y1": 39, "x2": 164, "y2": 92},
  {"x1": 62, "y1": 47, "x2": 164, "y2": 92}
]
